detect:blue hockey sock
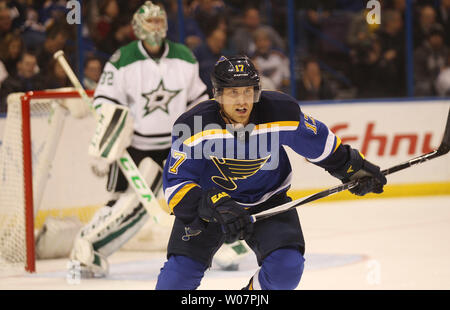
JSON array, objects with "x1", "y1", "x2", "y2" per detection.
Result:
[
  {"x1": 252, "y1": 247, "x2": 305, "y2": 290},
  {"x1": 155, "y1": 255, "x2": 207, "y2": 290}
]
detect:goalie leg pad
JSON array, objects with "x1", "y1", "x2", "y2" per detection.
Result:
[
  {"x1": 70, "y1": 193, "x2": 149, "y2": 275},
  {"x1": 69, "y1": 238, "x2": 109, "y2": 278},
  {"x1": 69, "y1": 155, "x2": 166, "y2": 276},
  {"x1": 35, "y1": 216, "x2": 83, "y2": 259},
  {"x1": 75, "y1": 193, "x2": 149, "y2": 257}
]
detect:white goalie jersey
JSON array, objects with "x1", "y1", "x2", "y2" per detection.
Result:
[{"x1": 93, "y1": 40, "x2": 208, "y2": 150}]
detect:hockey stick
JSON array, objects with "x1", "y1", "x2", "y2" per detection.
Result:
[
  {"x1": 53, "y1": 50, "x2": 161, "y2": 222},
  {"x1": 251, "y1": 108, "x2": 450, "y2": 222}
]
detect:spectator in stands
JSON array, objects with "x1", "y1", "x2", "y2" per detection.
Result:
[
  {"x1": 252, "y1": 28, "x2": 290, "y2": 92},
  {"x1": 191, "y1": 0, "x2": 226, "y2": 35},
  {"x1": 347, "y1": 6, "x2": 380, "y2": 89},
  {"x1": 297, "y1": 58, "x2": 335, "y2": 101},
  {"x1": 0, "y1": 0, "x2": 25, "y2": 31},
  {"x1": 391, "y1": 0, "x2": 406, "y2": 12},
  {"x1": 377, "y1": 9, "x2": 406, "y2": 97},
  {"x1": 0, "y1": 5, "x2": 13, "y2": 38},
  {"x1": 94, "y1": 0, "x2": 120, "y2": 45},
  {"x1": 414, "y1": 5, "x2": 438, "y2": 48},
  {"x1": 0, "y1": 51, "x2": 44, "y2": 113},
  {"x1": 346, "y1": 7, "x2": 379, "y2": 51},
  {"x1": 21, "y1": 7, "x2": 47, "y2": 50},
  {"x1": 252, "y1": 59, "x2": 277, "y2": 90},
  {"x1": 435, "y1": 53, "x2": 450, "y2": 97},
  {"x1": 350, "y1": 37, "x2": 385, "y2": 98},
  {"x1": 96, "y1": 16, "x2": 133, "y2": 54},
  {"x1": 193, "y1": 27, "x2": 227, "y2": 97},
  {"x1": 231, "y1": 6, "x2": 284, "y2": 56},
  {"x1": 35, "y1": 22, "x2": 70, "y2": 76},
  {"x1": 83, "y1": 57, "x2": 103, "y2": 90},
  {"x1": 43, "y1": 58, "x2": 71, "y2": 90},
  {"x1": 0, "y1": 33, "x2": 24, "y2": 77},
  {"x1": 437, "y1": 0, "x2": 450, "y2": 46},
  {"x1": 296, "y1": 0, "x2": 333, "y2": 57},
  {"x1": 414, "y1": 24, "x2": 449, "y2": 96},
  {"x1": 37, "y1": 0, "x2": 67, "y2": 27},
  {"x1": 166, "y1": 0, "x2": 205, "y2": 50},
  {"x1": 117, "y1": 0, "x2": 142, "y2": 18}
]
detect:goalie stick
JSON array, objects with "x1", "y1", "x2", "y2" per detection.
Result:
[
  {"x1": 251, "y1": 108, "x2": 450, "y2": 223},
  {"x1": 53, "y1": 50, "x2": 161, "y2": 223}
]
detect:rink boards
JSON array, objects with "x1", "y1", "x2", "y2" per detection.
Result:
[{"x1": 0, "y1": 98, "x2": 448, "y2": 220}]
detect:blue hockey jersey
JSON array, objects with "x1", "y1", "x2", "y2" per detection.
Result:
[{"x1": 163, "y1": 90, "x2": 344, "y2": 224}]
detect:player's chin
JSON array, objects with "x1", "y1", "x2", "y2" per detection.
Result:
[{"x1": 233, "y1": 113, "x2": 250, "y2": 124}]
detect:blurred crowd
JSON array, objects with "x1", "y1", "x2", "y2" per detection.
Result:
[{"x1": 1, "y1": 0, "x2": 450, "y2": 113}]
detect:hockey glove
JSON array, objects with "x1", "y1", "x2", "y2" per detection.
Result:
[
  {"x1": 329, "y1": 148, "x2": 387, "y2": 196},
  {"x1": 198, "y1": 188, "x2": 253, "y2": 243}
]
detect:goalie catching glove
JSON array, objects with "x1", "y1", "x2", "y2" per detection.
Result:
[
  {"x1": 329, "y1": 146, "x2": 387, "y2": 196},
  {"x1": 89, "y1": 103, "x2": 134, "y2": 163},
  {"x1": 186, "y1": 188, "x2": 253, "y2": 243}
]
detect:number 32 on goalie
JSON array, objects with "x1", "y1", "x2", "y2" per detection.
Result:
[{"x1": 169, "y1": 151, "x2": 187, "y2": 174}]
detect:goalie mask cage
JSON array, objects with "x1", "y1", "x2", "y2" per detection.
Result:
[{"x1": 0, "y1": 88, "x2": 96, "y2": 274}]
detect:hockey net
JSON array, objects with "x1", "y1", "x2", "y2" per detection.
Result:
[{"x1": 0, "y1": 88, "x2": 171, "y2": 275}]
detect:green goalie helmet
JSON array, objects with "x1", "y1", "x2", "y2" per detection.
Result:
[{"x1": 132, "y1": 1, "x2": 168, "y2": 47}]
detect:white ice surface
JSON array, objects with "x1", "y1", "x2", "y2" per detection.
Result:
[{"x1": 1, "y1": 196, "x2": 449, "y2": 290}]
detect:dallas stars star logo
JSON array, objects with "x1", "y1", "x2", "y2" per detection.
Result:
[{"x1": 142, "y1": 80, "x2": 181, "y2": 116}]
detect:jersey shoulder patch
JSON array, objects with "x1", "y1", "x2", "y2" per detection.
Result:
[
  {"x1": 166, "y1": 40, "x2": 197, "y2": 64},
  {"x1": 109, "y1": 40, "x2": 146, "y2": 70}
]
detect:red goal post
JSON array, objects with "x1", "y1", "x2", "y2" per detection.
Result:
[{"x1": 0, "y1": 88, "x2": 94, "y2": 274}]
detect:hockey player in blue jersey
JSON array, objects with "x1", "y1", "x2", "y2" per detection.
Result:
[{"x1": 155, "y1": 55, "x2": 387, "y2": 290}]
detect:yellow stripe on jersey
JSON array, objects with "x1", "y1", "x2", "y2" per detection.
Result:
[
  {"x1": 183, "y1": 129, "x2": 229, "y2": 146},
  {"x1": 183, "y1": 121, "x2": 300, "y2": 146},
  {"x1": 253, "y1": 121, "x2": 299, "y2": 130},
  {"x1": 168, "y1": 183, "x2": 199, "y2": 212}
]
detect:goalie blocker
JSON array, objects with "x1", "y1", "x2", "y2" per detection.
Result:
[{"x1": 89, "y1": 103, "x2": 134, "y2": 163}]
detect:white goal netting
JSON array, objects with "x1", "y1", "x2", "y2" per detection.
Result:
[{"x1": 0, "y1": 88, "x2": 171, "y2": 275}]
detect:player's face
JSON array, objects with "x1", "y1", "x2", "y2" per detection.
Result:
[{"x1": 221, "y1": 86, "x2": 254, "y2": 125}]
